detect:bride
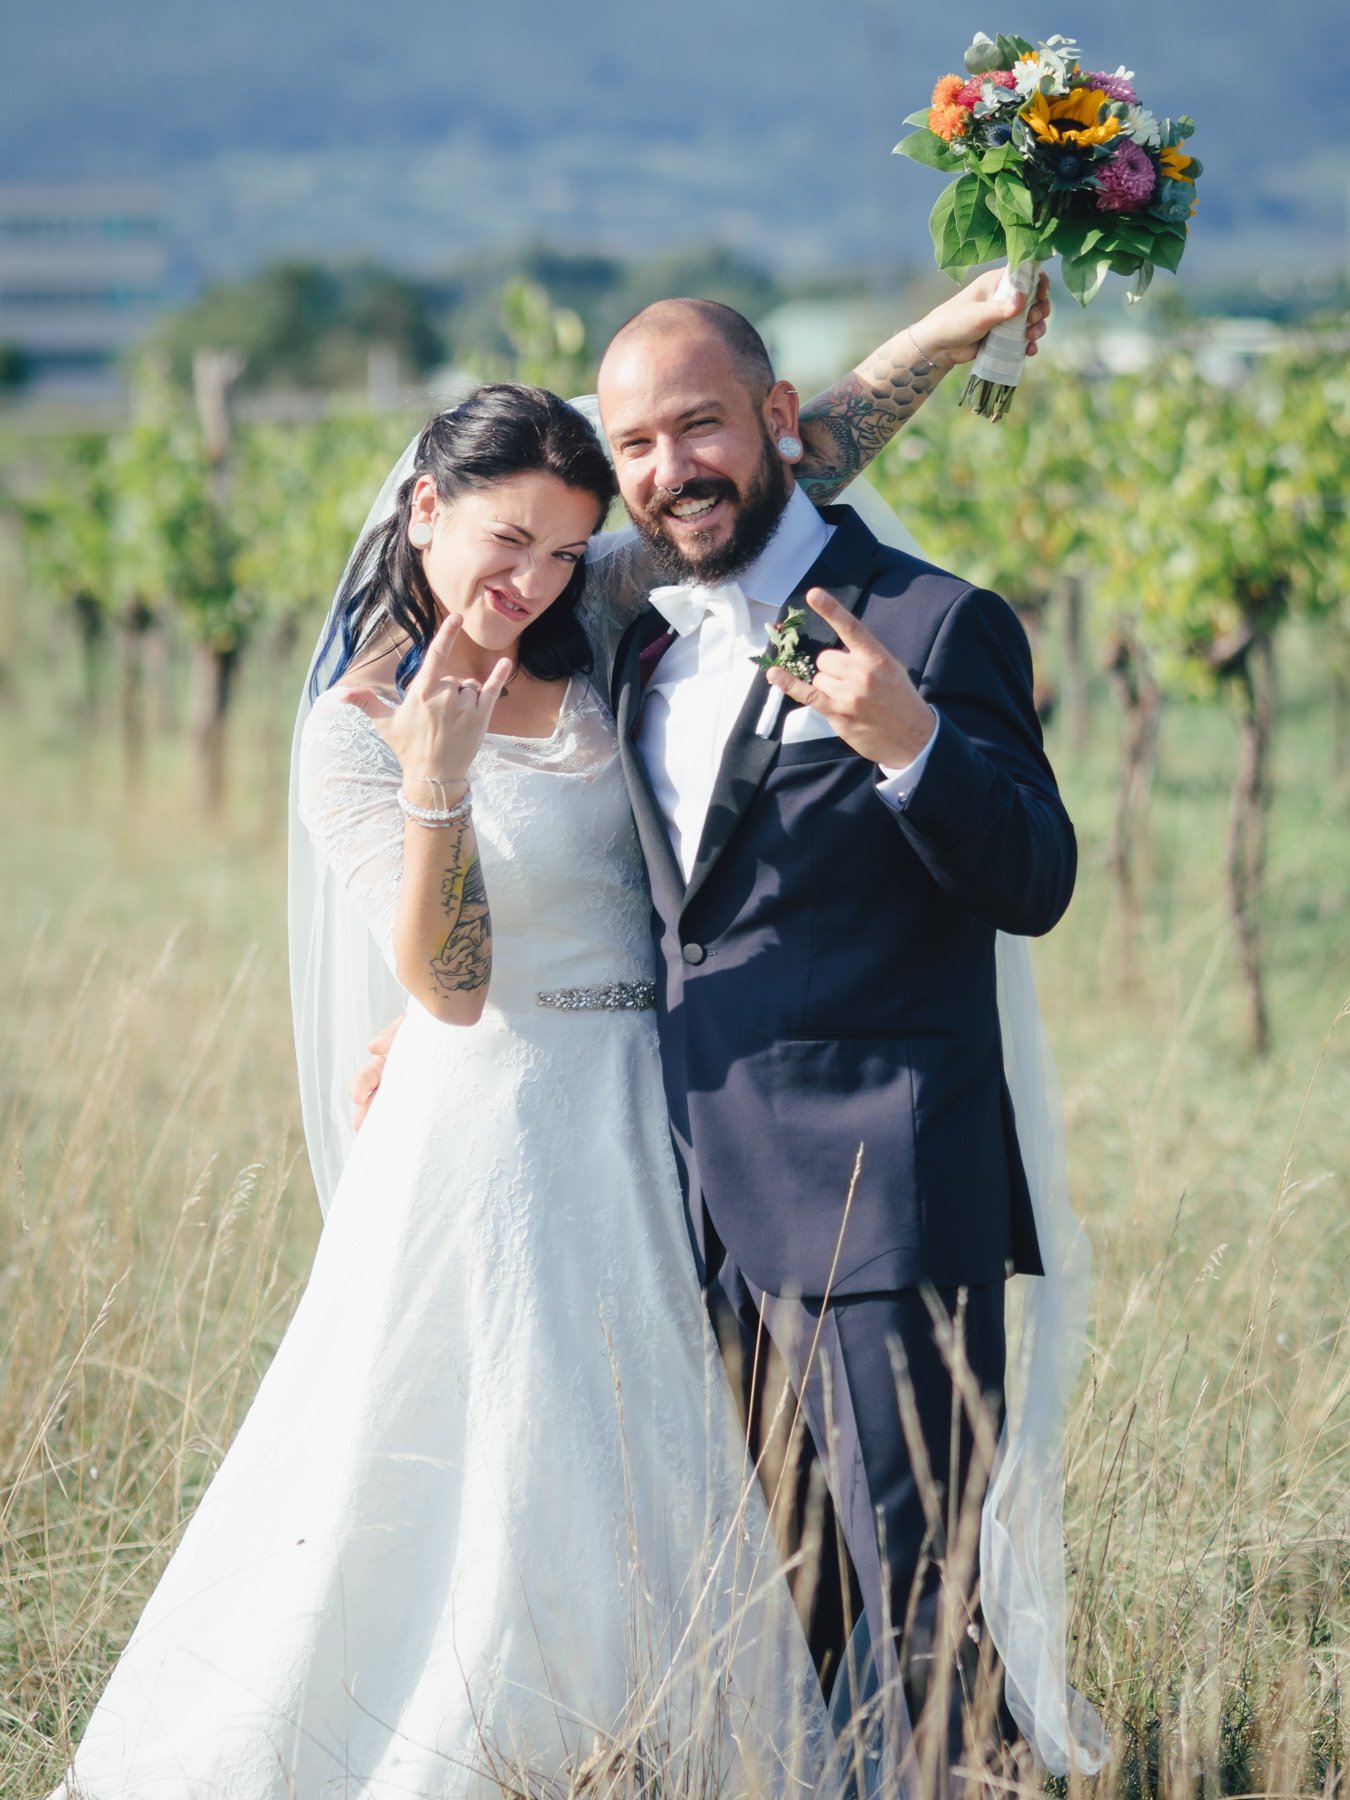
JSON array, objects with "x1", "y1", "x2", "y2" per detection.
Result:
[{"x1": 50, "y1": 277, "x2": 1098, "y2": 1800}]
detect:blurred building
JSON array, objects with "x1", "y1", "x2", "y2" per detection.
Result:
[
  {"x1": 0, "y1": 184, "x2": 167, "y2": 391},
  {"x1": 758, "y1": 296, "x2": 901, "y2": 393}
]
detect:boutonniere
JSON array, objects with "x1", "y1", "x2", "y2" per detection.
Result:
[
  {"x1": 750, "y1": 607, "x2": 817, "y2": 683},
  {"x1": 752, "y1": 607, "x2": 818, "y2": 739}
]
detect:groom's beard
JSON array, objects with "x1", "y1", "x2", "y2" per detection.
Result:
[{"x1": 631, "y1": 429, "x2": 791, "y2": 584}]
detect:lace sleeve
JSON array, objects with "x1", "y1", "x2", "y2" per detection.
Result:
[
  {"x1": 580, "y1": 536, "x2": 657, "y2": 672},
  {"x1": 297, "y1": 692, "x2": 404, "y2": 976}
]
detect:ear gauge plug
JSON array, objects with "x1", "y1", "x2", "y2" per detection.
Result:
[
  {"x1": 776, "y1": 434, "x2": 804, "y2": 461},
  {"x1": 409, "y1": 522, "x2": 433, "y2": 548}
]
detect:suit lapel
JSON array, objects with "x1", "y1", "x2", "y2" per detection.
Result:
[
  {"x1": 681, "y1": 506, "x2": 881, "y2": 920},
  {"x1": 612, "y1": 607, "x2": 686, "y2": 924}
]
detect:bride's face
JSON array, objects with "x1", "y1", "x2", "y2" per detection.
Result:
[{"x1": 410, "y1": 471, "x2": 599, "y2": 652}]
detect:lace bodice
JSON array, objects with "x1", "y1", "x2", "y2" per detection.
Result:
[{"x1": 297, "y1": 677, "x2": 656, "y2": 1014}]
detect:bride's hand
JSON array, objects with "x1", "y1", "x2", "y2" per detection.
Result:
[
  {"x1": 909, "y1": 268, "x2": 1051, "y2": 370},
  {"x1": 341, "y1": 613, "x2": 514, "y2": 791}
]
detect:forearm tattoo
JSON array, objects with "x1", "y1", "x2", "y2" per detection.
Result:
[
  {"x1": 430, "y1": 822, "x2": 492, "y2": 996},
  {"x1": 797, "y1": 347, "x2": 944, "y2": 504}
]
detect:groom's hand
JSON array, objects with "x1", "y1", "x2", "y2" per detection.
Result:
[
  {"x1": 913, "y1": 267, "x2": 1051, "y2": 369},
  {"x1": 764, "y1": 589, "x2": 937, "y2": 767}
]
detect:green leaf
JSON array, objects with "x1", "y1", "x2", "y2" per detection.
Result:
[
  {"x1": 928, "y1": 181, "x2": 965, "y2": 272},
  {"x1": 964, "y1": 31, "x2": 1003, "y2": 74},
  {"x1": 895, "y1": 129, "x2": 965, "y2": 172},
  {"x1": 951, "y1": 174, "x2": 998, "y2": 245},
  {"x1": 1125, "y1": 262, "x2": 1155, "y2": 303},
  {"x1": 902, "y1": 108, "x2": 932, "y2": 128},
  {"x1": 962, "y1": 224, "x2": 1010, "y2": 270},
  {"x1": 932, "y1": 175, "x2": 1011, "y2": 272},
  {"x1": 1046, "y1": 218, "x2": 1105, "y2": 264},
  {"x1": 1005, "y1": 221, "x2": 1041, "y2": 269},
  {"x1": 979, "y1": 144, "x2": 1023, "y2": 175},
  {"x1": 1062, "y1": 253, "x2": 1112, "y2": 305},
  {"x1": 1150, "y1": 230, "x2": 1188, "y2": 274},
  {"x1": 1108, "y1": 222, "x2": 1161, "y2": 257},
  {"x1": 997, "y1": 33, "x2": 1036, "y2": 63},
  {"x1": 992, "y1": 172, "x2": 1034, "y2": 227}
]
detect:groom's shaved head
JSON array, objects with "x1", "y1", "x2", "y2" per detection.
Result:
[
  {"x1": 597, "y1": 294, "x2": 800, "y2": 582},
  {"x1": 602, "y1": 298, "x2": 776, "y2": 400}
]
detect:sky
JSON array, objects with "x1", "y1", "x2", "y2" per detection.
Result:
[{"x1": 4, "y1": 0, "x2": 1346, "y2": 294}]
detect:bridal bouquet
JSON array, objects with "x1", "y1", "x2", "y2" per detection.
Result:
[{"x1": 895, "y1": 31, "x2": 1201, "y2": 419}]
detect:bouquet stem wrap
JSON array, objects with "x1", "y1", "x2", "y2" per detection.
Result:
[{"x1": 962, "y1": 260, "x2": 1040, "y2": 421}]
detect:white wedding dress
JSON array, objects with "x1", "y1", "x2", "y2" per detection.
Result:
[{"x1": 52, "y1": 677, "x2": 826, "y2": 1800}]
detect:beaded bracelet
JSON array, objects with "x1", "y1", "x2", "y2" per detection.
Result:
[{"x1": 398, "y1": 786, "x2": 473, "y2": 827}]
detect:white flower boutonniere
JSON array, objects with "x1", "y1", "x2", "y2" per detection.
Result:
[
  {"x1": 750, "y1": 607, "x2": 816, "y2": 683},
  {"x1": 752, "y1": 607, "x2": 817, "y2": 739}
]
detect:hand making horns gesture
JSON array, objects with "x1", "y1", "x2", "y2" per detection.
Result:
[
  {"x1": 763, "y1": 588, "x2": 939, "y2": 770},
  {"x1": 340, "y1": 612, "x2": 515, "y2": 792}
]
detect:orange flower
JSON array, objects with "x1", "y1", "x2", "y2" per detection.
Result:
[
  {"x1": 929, "y1": 101, "x2": 971, "y2": 141},
  {"x1": 931, "y1": 73, "x2": 964, "y2": 108}
]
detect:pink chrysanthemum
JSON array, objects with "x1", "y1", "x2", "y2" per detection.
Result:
[
  {"x1": 1094, "y1": 139, "x2": 1156, "y2": 212},
  {"x1": 956, "y1": 69, "x2": 1018, "y2": 108},
  {"x1": 1086, "y1": 70, "x2": 1138, "y2": 104}
]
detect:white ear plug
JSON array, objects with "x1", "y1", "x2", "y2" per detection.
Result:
[
  {"x1": 409, "y1": 522, "x2": 433, "y2": 548},
  {"x1": 776, "y1": 433, "x2": 803, "y2": 462}
]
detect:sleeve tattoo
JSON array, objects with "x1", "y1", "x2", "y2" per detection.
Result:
[
  {"x1": 796, "y1": 346, "x2": 944, "y2": 505},
  {"x1": 430, "y1": 823, "x2": 492, "y2": 996}
]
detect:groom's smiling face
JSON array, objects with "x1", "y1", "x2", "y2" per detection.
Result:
[{"x1": 597, "y1": 309, "x2": 799, "y2": 583}]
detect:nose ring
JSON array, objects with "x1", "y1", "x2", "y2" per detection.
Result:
[{"x1": 668, "y1": 483, "x2": 683, "y2": 497}]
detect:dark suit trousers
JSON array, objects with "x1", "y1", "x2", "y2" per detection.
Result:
[{"x1": 710, "y1": 1242, "x2": 1007, "y2": 1763}]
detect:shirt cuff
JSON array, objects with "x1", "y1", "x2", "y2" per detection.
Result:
[{"x1": 876, "y1": 710, "x2": 940, "y2": 812}]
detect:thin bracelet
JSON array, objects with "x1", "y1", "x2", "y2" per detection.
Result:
[
  {"x1": 398, "y1": 787, "x2": 472, "y2": 826},
  {"x1": 417, "y1": 774, "x2": 468, "y2": 812},
  {"x1": 902, "y1": 326, "x2": 942, "y2": 378}
]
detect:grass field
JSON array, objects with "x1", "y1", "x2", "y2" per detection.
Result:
[{"x1": 2, "y1": 619, "x2": 1348, "y2": 1797}]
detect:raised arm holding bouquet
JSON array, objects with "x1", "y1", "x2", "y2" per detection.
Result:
[{"x1": 897, "y1": 30, "x2": 1201, "y2": 418}]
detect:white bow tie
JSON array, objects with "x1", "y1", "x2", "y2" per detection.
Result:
[{"x1": 648, "y1": 579, "x2": 753, "y2": 642}]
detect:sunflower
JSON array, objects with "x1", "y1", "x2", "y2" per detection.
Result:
[
  {"x1": 1021, "y1": 87, "x2": 1122, "y2": 149},
  {"x1": 1157, "y1": 145, "x2": 1196, "y2": 184}
]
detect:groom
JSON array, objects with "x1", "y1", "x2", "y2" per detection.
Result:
[
  {"x1": 350, "y1": 281, "x2": 1067, "y2": 1776},
  {"x1": 594, "y1": 296, "x2": 1074, "y2": 1779}
]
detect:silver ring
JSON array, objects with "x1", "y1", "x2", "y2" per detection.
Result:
[{"x1": 668, "y1": 483, "x2": 683, "y2": 497}]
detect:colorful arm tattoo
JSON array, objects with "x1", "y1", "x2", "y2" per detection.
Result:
[
  {"x1": 796, "y1": 340, "x2": 944, "y2": 505},
  {"x1": 429, "y1": 823, "x2": 492, "y2": 997}
]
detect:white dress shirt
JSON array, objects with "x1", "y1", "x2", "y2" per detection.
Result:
[{"x1": 636, "y1": 484, "x2": 938, "y2": 880}]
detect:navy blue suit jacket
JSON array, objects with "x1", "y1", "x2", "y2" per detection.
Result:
[{"x1": 611, "y1": 505, "x2": 1073, "y2": 1298}]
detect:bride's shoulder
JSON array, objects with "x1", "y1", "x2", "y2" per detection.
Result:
[{"x1": 300, "y1": 684, "x2": 398, "y2": 788}]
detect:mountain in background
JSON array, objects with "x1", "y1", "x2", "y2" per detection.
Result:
[{"x1": 5, "y1": 0, "x2": 1346, "y2": 299}]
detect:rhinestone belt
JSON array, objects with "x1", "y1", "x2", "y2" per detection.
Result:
[{"x1": 536, "y1": 981, "x2": 657, "y2": 1012}]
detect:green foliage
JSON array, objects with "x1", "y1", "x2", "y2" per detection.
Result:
[
  {"x1": 873, "y1": 350, "x2": 1350, "y2": 725},
  {"x1": 148, "y1": 260, "x2": 447, "y2": 393},
  {"x1": 108, "y1": 406, "x2": 244, "y2": 651},
  {"x1": 22, "y1": 435, "x2": 115, "y2": 617},
  {"x1": 928, "y1": 175, "x2": 1005, "y2": 275},
  {"x1": 496, "y1": 281, "x2": 591, "y2": 394},
  {"x1": 874, "y1": 372, "x2": 1101, "y2": 608},
  {"x1": 232, "y1": 412, "x2": 412, "y2": 631}
]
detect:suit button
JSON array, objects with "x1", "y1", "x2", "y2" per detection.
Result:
[{"x1": 681, "y1": 942, "x2": 706, "y2": 966}]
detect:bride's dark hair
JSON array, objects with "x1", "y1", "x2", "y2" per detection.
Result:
[{"x1": 315, "y1": 384, "x2": 616, "y2": 697}]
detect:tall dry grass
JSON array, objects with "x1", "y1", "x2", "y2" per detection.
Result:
[{"x1": 3, "y1": 631, "x2": 1349, "y2": 1795}]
